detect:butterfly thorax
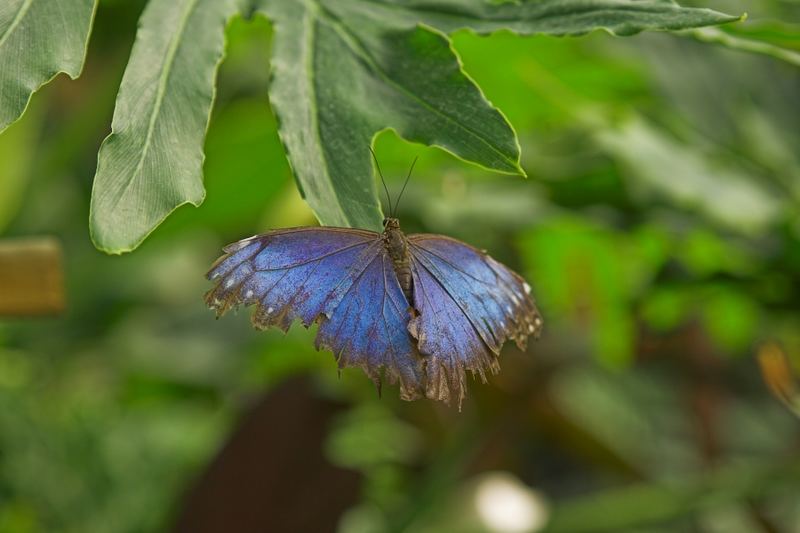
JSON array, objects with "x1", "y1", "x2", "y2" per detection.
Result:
[{"x1": 383, "y1": 217, "x2": 413, "y2": 302}]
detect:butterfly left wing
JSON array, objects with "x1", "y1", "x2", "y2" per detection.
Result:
[
  {"x1": 205, "y1": 227, "x2": 425, "y2": 400},
  {"x1": 407, "y1": 234, "x2": 543, "y2": 405}
]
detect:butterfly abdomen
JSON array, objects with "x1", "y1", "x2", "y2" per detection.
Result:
[
  {"x1": 383, "y1": 218, "x2": 413, "y2": 302},
  {"x1": 394, "y1": 262, "x2": 413, "y2": 301}
]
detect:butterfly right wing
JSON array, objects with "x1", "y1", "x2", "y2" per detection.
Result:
[
  {"x1": 206, "y1": 227, "x2": 424, "y2": 399},
  {"x1": 407, "y1": 234, "x2": 543, "y2": 406}
]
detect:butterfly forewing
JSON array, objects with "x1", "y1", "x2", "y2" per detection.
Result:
[
  {"x1": 205, "y1": 227, "x2": 424, "y2": 399},
  {"x1": 207, "y1": 228, "x2": 378, "y2": 328}
]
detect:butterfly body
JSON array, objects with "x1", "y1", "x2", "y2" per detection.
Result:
[
  {"x1": 383, "y1": 217, "x2": 413, "y2": 301},
  {"x1": 206, "y1": 222, "x2": 542, "y2": 406}
]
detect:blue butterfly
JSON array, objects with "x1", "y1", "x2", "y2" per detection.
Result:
[
  {"x1": 206, "y1": 155, "x2": 542, "y2": 405},
  {"x1": 205, "y1": 215, "x2": 543, "y2": 405}
]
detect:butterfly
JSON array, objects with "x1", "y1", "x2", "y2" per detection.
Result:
[{"x1": 205, "y1": 156, "x2": 542, "y2": 406}]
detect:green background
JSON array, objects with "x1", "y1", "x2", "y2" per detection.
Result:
[{"x1": 1, "y1": 0, "x2": 799, "y2": 531}]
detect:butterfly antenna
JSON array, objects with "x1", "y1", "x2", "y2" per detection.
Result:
[
  {"x1": 369, "y1": 147, "x2": 394, "y2": 217},
  {"x1": 393, "y1": 156, "x2": 418, "y2": 216}
]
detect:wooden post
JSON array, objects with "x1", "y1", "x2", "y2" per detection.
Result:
[{"x1": 0, "y1": 237, "x2": 65, "y2": 316}]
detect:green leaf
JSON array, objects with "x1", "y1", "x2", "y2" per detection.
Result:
[
  {"x1": 260, "y1": 0, "x2": 524, "y2": 232},
  {"x1": 0, "y1": 0, "x2": 96, "y2": 134},
  {"x1": 328, "y1": 0, "x2": 742, "y2": 36},
  {"x1": 89, "y1": 0, "x2": 245, "y2": 253}
]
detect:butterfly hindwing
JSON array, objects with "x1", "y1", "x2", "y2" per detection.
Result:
[
  {"x1": 206, "y1": 228, "x2": 424, "y2": 399},
  {"x1": 316, "y1": 252, "x2": 424, "y2": 400},
  {"x1": 407, "y1": 234, "x2": 543, "y2": 404}
]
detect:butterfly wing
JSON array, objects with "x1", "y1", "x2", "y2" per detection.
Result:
[
  {"x1": 206, "y1": 227, "x2": 424, "y2": 399},
  {"x1": 407, "y1": 234, "x2": 543, "y2": 404}
]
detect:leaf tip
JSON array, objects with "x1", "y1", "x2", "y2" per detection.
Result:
[
  {"x1": 499, "y1": 156, "x2": 527, "y2": 177},
  {"x1": 88, "y1": 222, "x2": 135, "y2": 256}
]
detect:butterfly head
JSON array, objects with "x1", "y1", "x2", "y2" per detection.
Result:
[{"x1": 383, "y1": 217, "x2": 401, "y2": 231}]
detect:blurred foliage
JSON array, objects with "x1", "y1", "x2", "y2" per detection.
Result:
[{"x1": 1, "y1": 0, "x2": 799, "y2": 532}]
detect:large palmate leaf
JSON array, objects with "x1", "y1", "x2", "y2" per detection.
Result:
[
  {"x1": 87, "y1": 0, "x2": 740, "y2": 253},
  {"x1": 0, "y1": 0, "x2": 96, "y2": 134}
]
